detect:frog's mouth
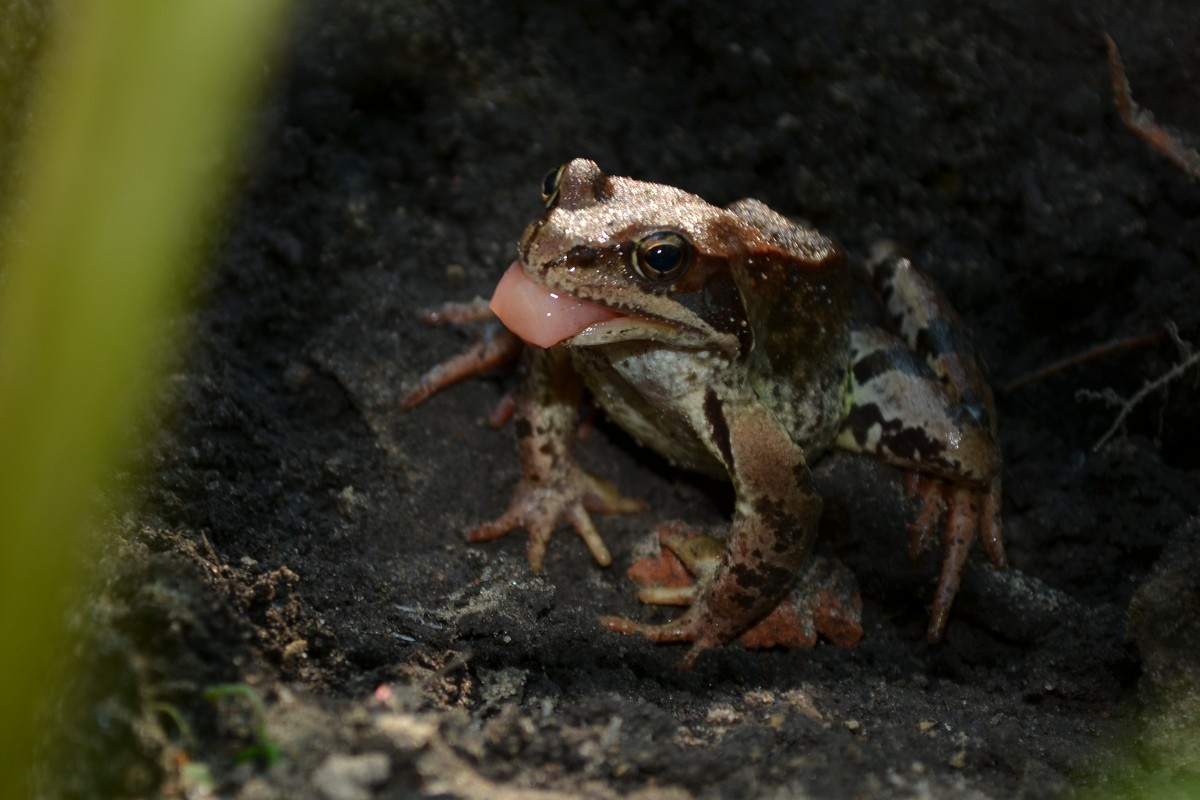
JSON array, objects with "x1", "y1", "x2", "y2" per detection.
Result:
[{"x1": 489, "y1": 260, "x2": 672, "y2": 348}]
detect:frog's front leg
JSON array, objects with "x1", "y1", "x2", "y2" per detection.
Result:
[
  {"x1": 602, "y1": 394, "x2": 823, "y2": 668},
  {"x1": 836, "y1": 242, "x2": 1005, "y2": 641},
  {"x1": 398, "y1": 300, "x2": 523, "y2": 411},
  {"x1": 469, "y1": 347, "x2": 644, "y2": 570}
]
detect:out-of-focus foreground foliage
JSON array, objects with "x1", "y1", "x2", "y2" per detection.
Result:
[{"x1": 0, "y1": 1, "x2": 288, "y2": 794}]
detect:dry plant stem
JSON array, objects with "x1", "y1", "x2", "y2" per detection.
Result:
[
  {"x1": 1000, "y1": 330, "x2": 1164, "y2": 394},
  {"x1": 1105, "y1": 33, "x2": 1200, "y2": 181},
  {"x1": 1085, "y1": 323, "x2": 1200, "y2": 452}
]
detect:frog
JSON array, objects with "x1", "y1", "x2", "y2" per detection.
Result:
[{"x1": 402, "y1": 158, "x2": 1006, "y2": 668}]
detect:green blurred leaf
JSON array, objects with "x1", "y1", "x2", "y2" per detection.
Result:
[{"x1": 0, "y1": 1, "x2": 289, "y2": 794}]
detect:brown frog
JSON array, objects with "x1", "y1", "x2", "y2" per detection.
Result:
[{"x1": 403, "y1": 159, "x2": 1005, "y2": 667}]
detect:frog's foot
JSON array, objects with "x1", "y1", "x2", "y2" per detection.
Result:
[
  {"x1": 601, "y1": 522, "x2": 863, "y2": 667},
  {"x1": 467, "y1": 469, "x2": 645, "y2": 572},
  {"x1": 399, "y1": 300, "x2": 523, "y2": 410},
  {"x1": 904, "y1": 473, "x2": 1005, "y2": 642}
]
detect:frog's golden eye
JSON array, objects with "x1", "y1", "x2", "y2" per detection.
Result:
[
  {"x1": 541, "y1": 164, "x2": 566, "y2": 208},
  {"x1": 631, "y1": 231, "x2": 692, "y2": 282}
]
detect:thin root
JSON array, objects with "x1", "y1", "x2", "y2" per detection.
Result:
[
  {"x1": 1105, "y1": 33, "x2": 1200, "y2": 181},
  {"x1": 1000, "y1": 330, "x2": 1163, "y2": 394},
  {"x1": 1080, "y1": 322, "x2": 1200, "y2": 452}
]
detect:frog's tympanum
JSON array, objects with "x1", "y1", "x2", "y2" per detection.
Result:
[{"x1": 403, "y1": 159, "x2": 1005, "y2": 668}]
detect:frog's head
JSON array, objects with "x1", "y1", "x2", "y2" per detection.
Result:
[{"x1": 490, "y1": 159, "x2": 845, "y2": 363}]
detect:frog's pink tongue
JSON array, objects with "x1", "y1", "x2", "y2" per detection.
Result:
[{"x1": 488, "y1": 260, "x2": 623, "y2": 348}]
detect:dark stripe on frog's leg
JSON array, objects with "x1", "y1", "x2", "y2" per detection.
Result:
[
  {"x1": 857, "y1": 243, "x2": 1007, "y2": 642},
  {"x1": 919, "y1": 322, "x2": 993, "y2": 430},
  {"x1": 864, "y1": 242, "x2": 994, "y2": 412},
  {"x1": 841, "y1": 401, "x2": 958, "y2": 475},
  {"x1": 851, "y1": 344, "x2": 931, "y2": 385},
  {"x1": 865, "y1": 242, "x2": 959, "y2": 349},
  {"x1": 916, "y1": 319, "x2": 978, "y2": 361},
  {"x1": 835, "y1": 327, "x2": 999, "y2": 484},
  {"x1": 867, "y1": 247, "x2": 974, "y2": 360}
]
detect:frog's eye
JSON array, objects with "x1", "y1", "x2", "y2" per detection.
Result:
[
  {"x1": 631, "y1": 231, "x2": 692, "y2": 282},
  {"x1": 541, "y1": 164, "x2": 566, "y2": 208}
]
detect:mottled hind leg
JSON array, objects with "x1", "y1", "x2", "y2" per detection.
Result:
[{"x1": 837, "y1": 242, "x2": 1005, "y2": 641}]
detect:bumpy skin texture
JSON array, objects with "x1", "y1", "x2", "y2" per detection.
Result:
[{"x1": 403, "y1": 159, "x2": 1005, "y2": 667}]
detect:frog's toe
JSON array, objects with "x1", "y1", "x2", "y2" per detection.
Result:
[
  {"x1": 465, "y1": 472, "x2": 634, "y2": 570},
  {"x1": 600, "y1": 614, "x2": 710, "y2": 670},
  {"x1": 465, "y1": 508, "x2": 524, "y2": 545},
  {"x1": 399, "y1": 324, "x2": 522, "y2": 410},
  {"x1": 904, "y1": 472, "x2": 947, "y2": 559},
  {"x1": 565, "y1": 505, "x2": 613, "y2": 567},
  {"x1": 468, "y1": 505, "x2": 612, "y2": 571},
  {"x1": 925, "y1": 486, "x2": 978, "y2": 641},
  {"x1": 580, "y1": 473, "x2": 647, "y2": 516},
  {"x1": 599, "y1": 614, "x2": 696, "y2": 642},
  {"x1": 466, "y1": 505, "x2": 555, "y2": 572},
  {"x1": 901, "y1": 472, "x2": 1008, "y2": 642},
  {"x1": 635, "y1": 585, "x2": 696, "y2": 605},
  {"x1": 980, "y1": 477, "x2": 1006, "y2": 568},
  {"x1": 923, "y1": 481, "x2": 1007, "y2": 643}
]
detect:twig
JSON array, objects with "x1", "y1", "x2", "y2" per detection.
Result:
[
  {"x1": 1105, "y1": 33, "x2": 1200, "y2": 181},
  {"x1": 1078, "y1": 322, "x2": 1200, "y2": 451},
  {"x1": 1001, "y1": 330, "x2": 1164, "y2": 394}
]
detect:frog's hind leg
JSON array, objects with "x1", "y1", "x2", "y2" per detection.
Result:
[
  {"x1": 863, "y1": 242, "x2": 1005, "y2": 567},
  {"x1": 601, "y1": 521, "x2": 863, "y2": 667},
  {"x1": 836, "y1": 242, "x2": 1005, "y2": 641}
]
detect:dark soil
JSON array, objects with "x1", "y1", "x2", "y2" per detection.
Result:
[{"x1": 43, "y1": 1, "x2": 1200, "y2": 798}]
